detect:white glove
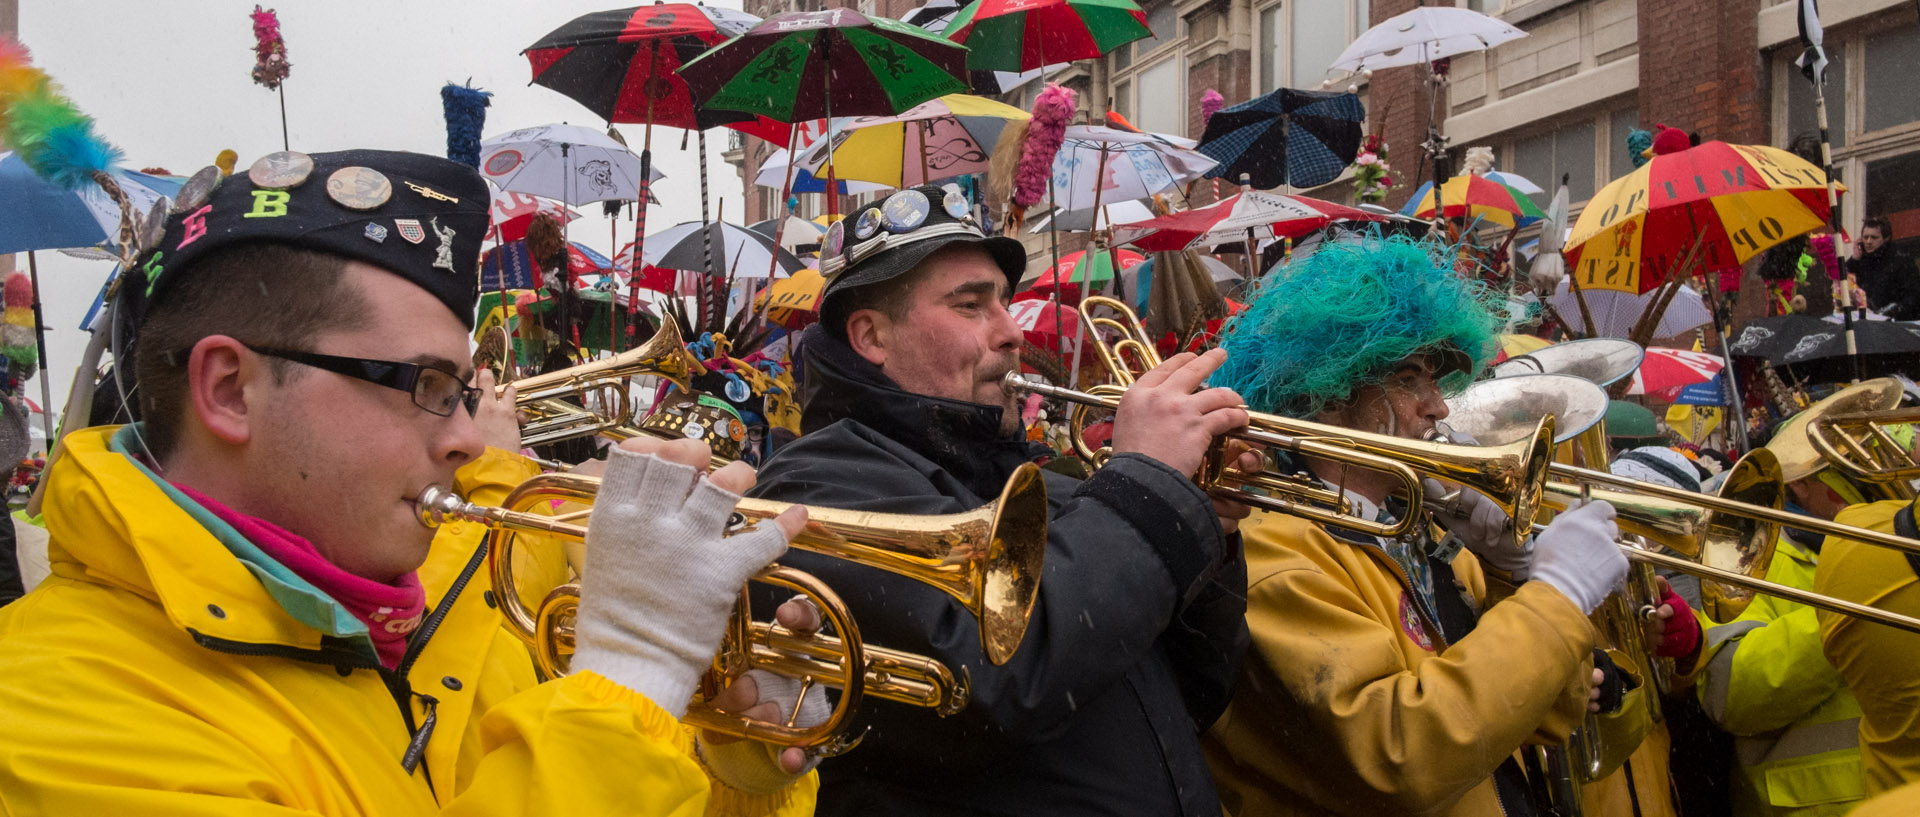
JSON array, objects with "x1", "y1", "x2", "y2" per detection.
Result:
[
  {"x1": 1423, "y1": 478, "x2": 1529, "y2": 578},
  {"x1": 1531, "y1": 499, "x2": 1628, "y2": 614},
  {"x1": 697, "y1": 670, "x2": 831, "y2": 793},
  {"x1": 571, "y1": 448, "x2": 793, "y2": 716}
]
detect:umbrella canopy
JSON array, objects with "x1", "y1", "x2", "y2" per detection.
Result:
[
  {"x1": 680, "y1": 8, "x2": 971, "y2": 122},
  {"x1": 1030, "y1": 198, "x2": 1156, "y2": 232},
  {"x1": 1050, "y1": 126, "x2": 1218, "y2": 213},
  {"x1": 638, "y1": 220, "x2": 807, "y2": 278},
  {"x1": 1009, "y1": 295, "x2": 1085, "y2": 355},
  {"x1": 0, "y1": 153, "x2": 182, "y2": 254},
  {"x1": 755, "y1": 266, "x2": 827, "y2": 328},
  {"x1": 752, "y1": 147, "x2": 893, "y2": 195},
  {"x1": 944, "y1": 0, "x2": 1150, "y2": 72},
  {"x1": 1196, "y1": 88, "x2": 1365, "y2": 190},
  {"x1": 1113, "y1": 189, "x2": 1384, "y2": 252},
  {"x1": 1547, "y1": 277, "x2": 1713, "y2": 340},
  {"x1": 1485, "y1": 170, "x2": 1544, "y2": 195},
  {"x1": 1330, "y1": 6, "x2": 1527, "y2": 73},
  {"x1": 1403, "y1": 174, "x2": 1546, "y2": 229},
  {"x1": 480, "y1": 124, "x2": 662, "y2": 206},
  {"x1": 1625, "y1": 347, "x2": 1725, "y2": 401},
  {"x1": 1566, "y1": 142, "x2": 1837, "y2": 294},
  {"x1": 1024, "y1": 248, "x2": 1144, "y2": 301},
  {"x1": 488, "y1": 188, "x2": 580, "y2": 243},
  {"x1": 795, "y1": 94, "x2": 1028, "y2": 188},
  {"x1": 1727, "y1": 314, "x2": 1920, "y2": 383},
  {"x1": 523, "y1": 4, "x2": 762, "y2": 128},
  {"x1": 747, "y1": 215, "x2": 828, "y2": 253}
]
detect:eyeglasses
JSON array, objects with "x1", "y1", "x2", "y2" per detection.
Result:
[{"x1": 243, "y1": 344, "x2": 482, "y2": 418}]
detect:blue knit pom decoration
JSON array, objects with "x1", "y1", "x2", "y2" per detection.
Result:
[{"x1": 441, "y1": 83, "x2": 491, "y2": 170}]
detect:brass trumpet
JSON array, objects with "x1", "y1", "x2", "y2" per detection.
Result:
[
  {"x1": 504, "y1": 321, "x2": 707, "y2": 447},
  {"x1": 1808, "y1": 407, "x2": 1920, "y2": 500},
  {"x1": 413, "y1": 464, "x2": 1048, "y2": 755},
  {"x1": 1010, "y1": 297, "x2": 1554, "y2": 547}
]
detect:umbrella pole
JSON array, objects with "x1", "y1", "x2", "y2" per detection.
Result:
[
  {"x1": 1699, "y1": 280, "x2": 1752, "y2": 451},
  {"x1": 918, "y1": 119, "x2": 931, "y2": 186},
  {"x1": 1069, "y1": 144, "x2": 1116, "y2": 387},
  {"x1": 764, "y1": 126, "x2": 802, "y2": 284},
  {"x1": 22, "y1": 252, "x2": 53, "y2": 444},
  {"x1": 823, "y1": 59, "x2": 839, "y2": 219},
  {"x1": 626, "y1": 43, "x2": 662, "y2": 346},
  {"x1": 1565, "y1": 269, "x2": 1596, "y2": 341}
]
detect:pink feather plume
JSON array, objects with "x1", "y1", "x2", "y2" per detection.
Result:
[
  {"x1": 1810, "y1": 234, "x2": 1842, "y2": 281},
  {"x1": 1200, "y1": 89, "x2": 1224, "y2": 124},
  {"x1": 1012, "y1": 83, "x2": 1075, "y2": 210}
]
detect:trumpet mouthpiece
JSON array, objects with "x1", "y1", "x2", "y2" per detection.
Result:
[{"x1": 414, "y1": 485, "x2": 466, "y2": 529}]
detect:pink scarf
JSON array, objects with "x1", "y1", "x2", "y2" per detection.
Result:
[{"x1": 173, "y1": 484, "x2": 425, "y2": 670}]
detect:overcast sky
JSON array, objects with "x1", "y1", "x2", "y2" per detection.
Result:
[{"x1": 21, "y1": 0, "x2": 746, "y2": 410}]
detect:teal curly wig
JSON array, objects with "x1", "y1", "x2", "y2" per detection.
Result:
[{"x1": 1210, "y1": 232, "x2": 1507, "y2": 417}]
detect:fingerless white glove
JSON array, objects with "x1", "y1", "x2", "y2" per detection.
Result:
[
  {"x1": 571, "y1": 449, "x2": 792, "y2": 716},
  {"x1": 1530, "y1": 499, "x2": 1628, "y2": 614},
  {"x1": 1424, "y1": 478, "x2": 1530, "y2": 578},
  {"x1": 697, "y1": 669, "x2": 831, "y2": 794}
]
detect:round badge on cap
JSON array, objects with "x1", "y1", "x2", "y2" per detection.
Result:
[
  {"x1": 247, "y1": 151, "x2": 314, "y2": 190},
  {"x1": 172, "y1": 166, "x2": 222, "y2": 214},
  {"x1": 725, "y1": 378, "x2": 751, "y2": 403},
  {"x1": 883, "y1": 190, "x2": 931, "y2": 232},
  {"x1": 942, "y1": 185, "x2": 970, "y2": 220},
  {"x1": 327, "y1": 166, "x2": 394, "y2": 211},
  {"x1": 137, "y1": 199, "x2": 169, "y2": 254},
  {"x1": 823, "y1": 219, "x2": 846, "y2": 259},
  {"x1": 682, "y1": 421, "x2": 707, "y2": 440},
  {"x1": 854, "y1": 207, "x2": 884, "y2": 240}
]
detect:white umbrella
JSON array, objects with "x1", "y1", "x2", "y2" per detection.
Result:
[
  {"x1": 1049, "y1": 126, "x2": 1218, "y2": 213},
  {"x1": 1030, "y1": 199, "x2": 1157, "y2": 232},
  {"x1": 1485, "y1": 170, "x2": 1543, "y2": 195},
  {"x1": 1548, "y1": 277, "x2": 1713, "y2": 339},
  {"x1": 641, "y1": 220, "x2": 806, "y2": 279},
  {"x1": 478, "y1": 124, "x2": 664, "y2": 206},
  {"x1": 751, "y1": 147, "x2": 892, "y2": 195},
  {"x1": 1329, "y1": 7, "x2": 1527, "y2": 73}
]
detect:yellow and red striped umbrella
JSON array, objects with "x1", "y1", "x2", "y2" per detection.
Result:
[{"x1": 1566, "y1": 142, "x2": 1841, "y2": 294}]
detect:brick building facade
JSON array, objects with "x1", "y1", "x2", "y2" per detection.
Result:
[{"x1": 725, "y1": 0, "x2": 1920, "y2": 264}]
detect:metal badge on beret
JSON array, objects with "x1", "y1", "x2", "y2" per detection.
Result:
[
  {"x1": 883, "y1": 189, "x2": 930, "y2": 232},
  {"x1": 136, "y1": 199, "x2": 169, "y2": 254},
  {"x1": 247, "y1": 151, "x2": 314, "y2": 190},
  {"x1": 854, "y1": 207, "x2": 883, "y2": 240},
  {"x1": 172, "y1": 166, "x2": 222, "y2": 214},
  {"x1": 942, "y1": 183, "x2": 969, "y2": 219},
  {"x1": 823, "y1": 219, "x2": 846, "y2": 259},
  {"x1": 326, "y1": 166, "x2": 394, "y2": 211}
]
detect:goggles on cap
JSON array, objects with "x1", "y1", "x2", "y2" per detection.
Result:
[{"x1": 820, "y1": 184, "x2": 980, "y2": 279}]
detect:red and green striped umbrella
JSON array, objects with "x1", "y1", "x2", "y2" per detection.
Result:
[
  {"x1": 1405, "y1": 174, "x2": 1547, "y2": 229},
  {"x1": 679, "y1": 8, "x2": 971, "y2": 122},
  {"x1": 945, "y1": 0, "x2": 1151, "y2": 72}
]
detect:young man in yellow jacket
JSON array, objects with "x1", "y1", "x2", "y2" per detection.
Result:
[
  {"x1": 1814, "y1": 496, "x2": 1920, "y2": 797},
  {"x1": 0, "y1": 150, "x2": 817, "y2": 815},
  {"x1": 1199, "y1": 234, "x2": 1629, "y2": 817}
]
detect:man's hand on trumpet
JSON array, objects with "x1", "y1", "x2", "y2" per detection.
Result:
[{"x1": 1109, "y1": 348, "x2": 1256, "y2": 534}]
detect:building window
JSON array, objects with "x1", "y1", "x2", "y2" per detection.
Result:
[
  {"x1": 1252, "y1": 1, "x2": 1372, "y2": 94},
  {"x1": 1608, "y1": 108, "x2": 1640, "y2": 180},
  {"x1": 1511, "y1": 120, "x2": 1596, "y2": 205},
  {"x1": 1863, "y1": 23, "x2": 1920, "y2": 135},
  {"x1": 1110, "y1": 3, "x2": 1184, "y2": 136}
]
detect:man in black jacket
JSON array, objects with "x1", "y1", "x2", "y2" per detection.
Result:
[
  {"x1": 1849, "y1": 218, "x2": 1920, "y2": 320},
  {"x1": 749, "y1": 185, "x2": 1253, "y2": 816}
]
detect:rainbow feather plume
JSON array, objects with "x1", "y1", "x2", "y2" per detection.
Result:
[{"x1": 0, "y1": 38, "x2": 123, "y2": 191}]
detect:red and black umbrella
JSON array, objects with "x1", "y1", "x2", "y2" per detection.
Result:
[{"x1": 524, "y1": 4, "x2": 761, "y2": 129}]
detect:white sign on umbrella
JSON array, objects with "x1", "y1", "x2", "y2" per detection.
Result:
[
  {"x1": 1330, "y1": 6, "x2": 1527, "y2": 74},
  {"x1": 478, "y1": 124, "x2": 665, "y2": 206},
  {"x1": 1049, "y1": 126, "x2": 1218, "y2": 213}
]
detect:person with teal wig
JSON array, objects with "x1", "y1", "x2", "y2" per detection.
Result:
[{"x1": 1200, "y1": 232, "x2": 1639, "y2": 817}]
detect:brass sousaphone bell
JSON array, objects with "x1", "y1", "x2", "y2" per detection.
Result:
[{"x1": 414, "y1": 463, "x2": 1048, "y2": 756}]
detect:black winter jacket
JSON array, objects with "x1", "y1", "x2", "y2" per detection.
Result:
[
  {"x1": 1847, "y1": 246, "x2": 1920, "y2": 320},
  {"x1": 746, "y1": 326, "x2": 1248, "y2": 817}
]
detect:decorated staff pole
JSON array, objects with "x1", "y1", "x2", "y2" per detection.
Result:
[
  {"x1": 250, "y1": 5, "x2": 293, "y2": 150},
  {"x1": 627, "y1": 41, "x2": 663, "y2": 347}
]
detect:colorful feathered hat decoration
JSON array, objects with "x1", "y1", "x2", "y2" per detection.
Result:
[
  {"x1": 2, "y1": 272, "x2": 35, "y2": 377},
  {"x1": 250, "y1": 6, "x2": 292, "y2": 90},
  {"x1": 0, "y1": 39, "x2": 123, "y2": 192},
  {"x1": 441, "y1": 82, "x2": 491, "y2": 170}
]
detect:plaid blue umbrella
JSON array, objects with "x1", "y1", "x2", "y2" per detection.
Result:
[{"x1": 1196, "y1": 88, "x2": 1364, "y2": 190}]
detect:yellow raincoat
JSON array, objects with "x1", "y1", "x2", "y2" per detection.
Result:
[
  {"x1": 1814, "y1": 499, "x2": 1920, "y2": 796},
  {"x1": 1695, "y1": 534, "x2": 1863, "y2": 816},
  {"x1": 0, "y1": 425, "x2": 815, "y2": 816},
  {"x1": 1204, "y1": 510, "x2": 1595, "y2": 817}
]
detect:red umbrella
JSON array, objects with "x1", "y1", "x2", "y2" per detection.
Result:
[
  {"x1": 1025, "y1": 248, "x2": 1144, "y2": 303},
  {"x1": 1010, "y1": 294, "x2": 1086, "y2": 355},
  {"x1": 1112, "y1": 190, "x2": 1384, "y2": 252},
  {"x1": 1626, "y1": 347, "x2": 1725, "y2": 402}
]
